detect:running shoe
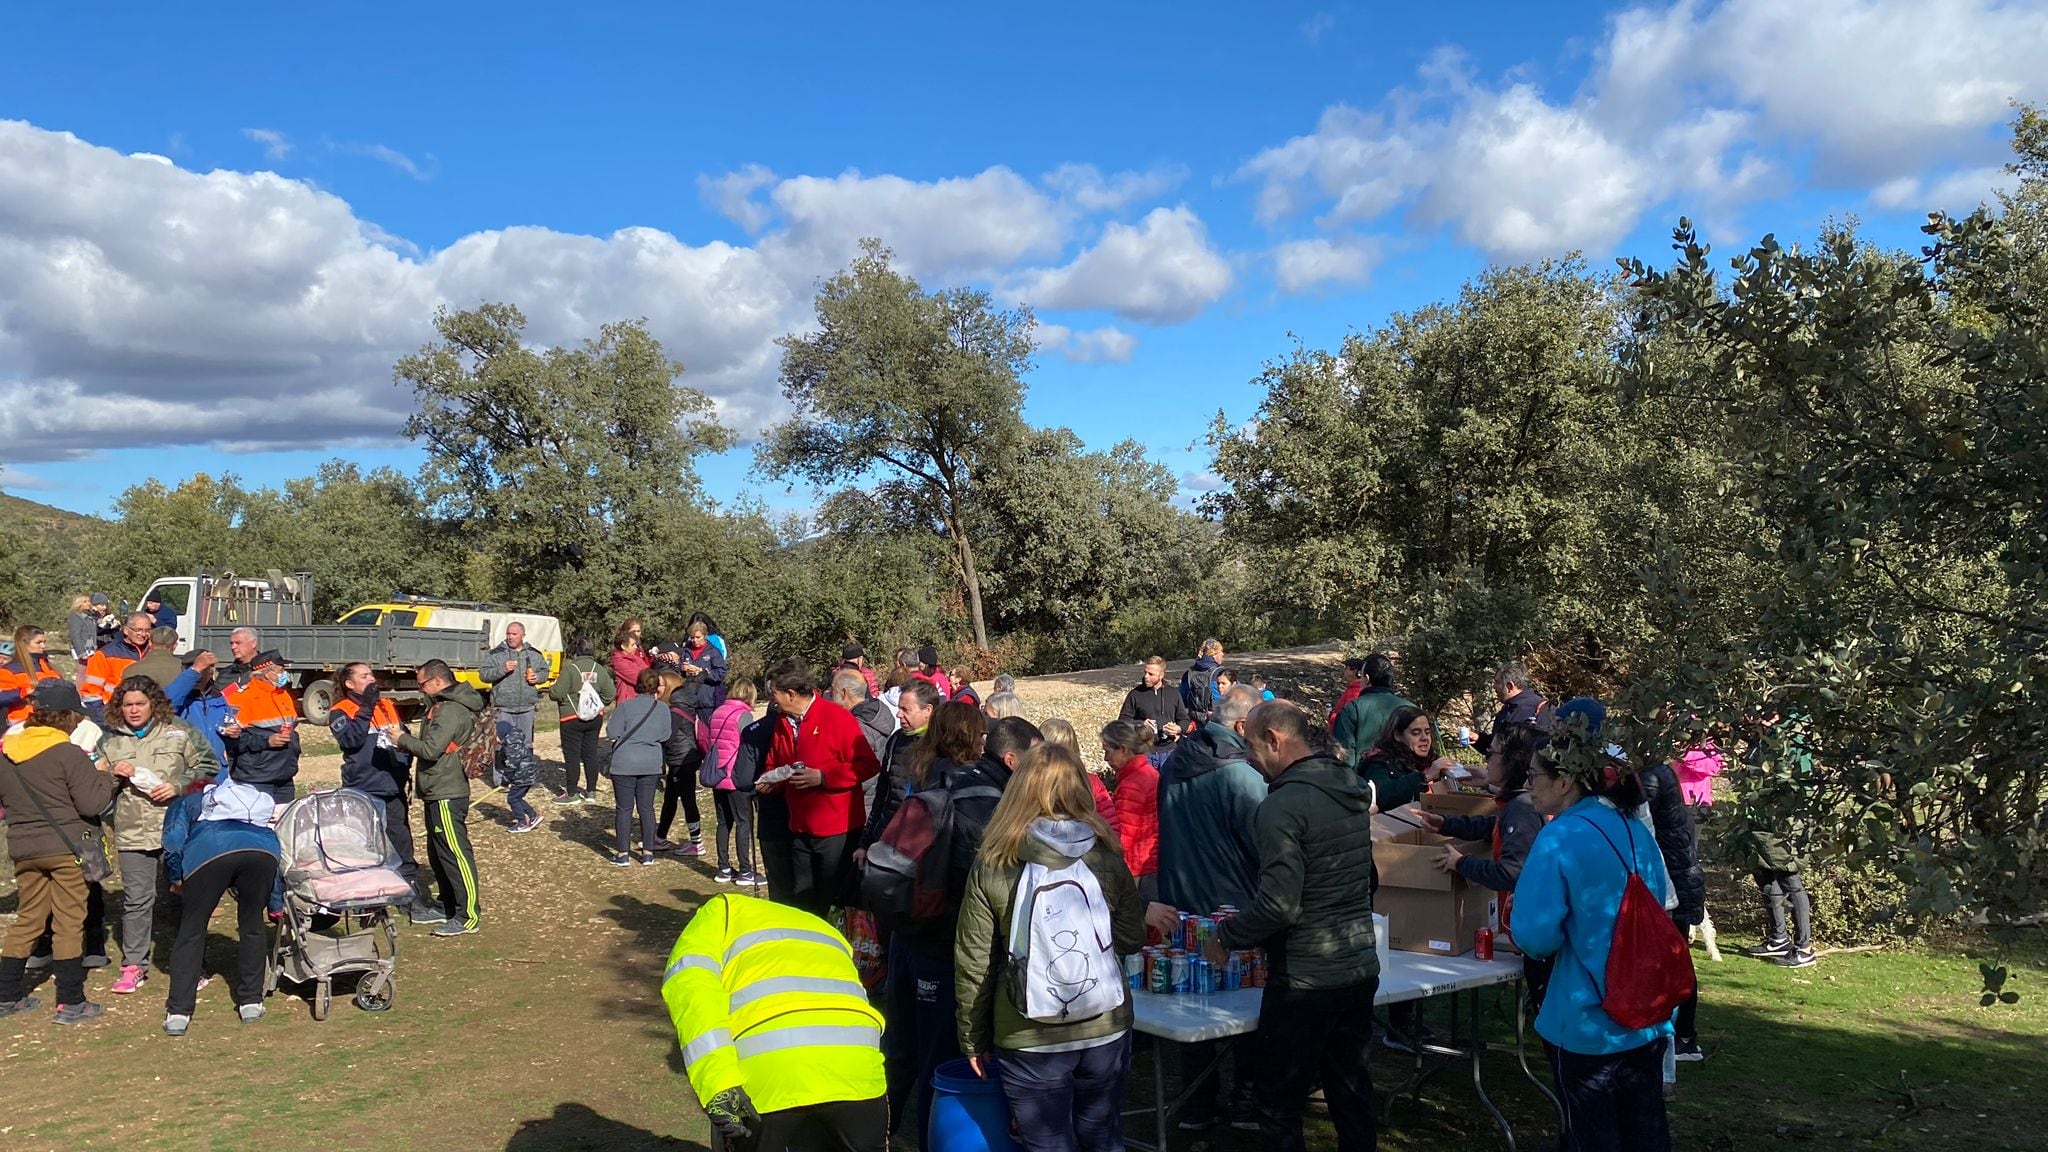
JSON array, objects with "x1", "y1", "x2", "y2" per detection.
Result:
[
  {"x1": 675, "y1": 842, "x2": 706, "y2": 857},
  {"x1": 1742, "y1": 938, "x2": 1793, "y2": 959},
  {"x1": 239, "y1": 1003, "x2": 266, "y2": 1023},
  {"x1": 609, "y1": 853, "x2": 633, "y2": 867},
  {"x1": 714, "y1": 868, "x2": 737, "y2": 883},
  {"x1": 1674, "y1": 1038, "x2": 1704, "y2": 1062},
  {"x1": 111, "y1": 965, "x2": 147, "y2": 995},
  {"x1": 1774, "y1": 948, "x2": 1819, "y2": 969},
  {"x1": 53, "y1": 1001, "x2": 105, "y2": 1025},
  {"x1": 431, "y1": 920, "x2": 480, "y2": 937},
  {"x1": 163, "y1": 1013, "x2": 190, "y2": 1037}
]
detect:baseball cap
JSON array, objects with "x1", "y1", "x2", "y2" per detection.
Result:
[
  {"x1": 917, "y1": 644, "x2": 940, "y2": 668},
  {"x1": 842, "y1": 643, "x2": 865, "y2": 661},
  {"x1": 90, "y1": 593, "x2": 110, "y2": 607},
  {"x1": 33, "y1": 681, "x2": 85, "y2": 714}
]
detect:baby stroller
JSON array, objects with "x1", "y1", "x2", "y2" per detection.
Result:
[{"x1": 269, "y1": 788, "x2": 414, "y2": 1019}]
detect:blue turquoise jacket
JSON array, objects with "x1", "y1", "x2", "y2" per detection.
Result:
[
  {"x1": 161, "y1": 787, "x2": 284, "y2": 910},
  {"x1": 1512, "y1": 796, "x2": 1675, "y2": 1055},
  {"x1": 165, "y1": 666, "x2": 232, "y2": 763}
]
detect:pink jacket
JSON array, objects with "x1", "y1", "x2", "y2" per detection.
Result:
[
  {"x1": 706, "y1": 699, "x2": 753, "y2": 789},
  {"x1": 1675, "y1": 742, "x2": 1724, "y2": 806}
]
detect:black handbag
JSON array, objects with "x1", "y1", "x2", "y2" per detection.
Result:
[{"x1": 1, "y1": 754, "x2": 112, "y2": 884}]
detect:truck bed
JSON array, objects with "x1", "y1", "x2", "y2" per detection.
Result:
[{"x1": 192, "y1": 622, "x2": 487, "y2": 672}]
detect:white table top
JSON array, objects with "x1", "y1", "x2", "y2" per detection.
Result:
[{"x1": 1131, "y1": 951, "x2": 1522, "y2": 1043}]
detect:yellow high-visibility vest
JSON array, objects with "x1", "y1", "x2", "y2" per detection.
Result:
[{"x1": 660, "y1": 894, "x2": 885, "y2": 1115}]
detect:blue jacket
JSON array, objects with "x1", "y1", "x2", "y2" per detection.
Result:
[
  {"x1": 1512, "y1": 796, "x2": 1675, "y2": 1055},
  {"x1": 1157, "y1": 721, "x2": 1268, "y2": 912},
  {"x1": 151, "y1": 604, "x2": 179, "y2": 629},
  {"x1": 161, "y1": 789, "x2": 284, "y2": 910},
  {"x1": 164, "y1": 667, "x2": 232, "y2": 763},
  {"x1": 328, "y1": 689, "x2": 412, "y2": 799}
]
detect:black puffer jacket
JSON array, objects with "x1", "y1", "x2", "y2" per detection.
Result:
[
  {"x1": 1640, "y1": 760, "x2": 1705, "y2": 927},
  {"x1": 1216, "y1": 754, "x2": 1378, "y2": 989}
]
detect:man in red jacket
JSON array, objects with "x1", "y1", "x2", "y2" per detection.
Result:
[{"x1": 759, "y1": 660, "x2": 882, "y2": 916}]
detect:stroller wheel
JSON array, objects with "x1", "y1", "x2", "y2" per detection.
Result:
[
  {"x1": 312, "y1": 980, "x2": 332, "y2": 1021},
  {"x1": 355, "y1": 972, "x2": 395, "y2": 1013}
]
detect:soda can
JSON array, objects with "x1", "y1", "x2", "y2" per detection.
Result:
[
  {"x1": 1149, "y1": 949, "x2": 1172, "y2": 994},
  {"x1": 1195, "y1": 916, "x2": 1216, "y2": 951},
  {"x1": 1175, "y1": 912, "x2": 1191, "y2": 950},
  {"x1": 1194, "y1": 957, "x2": 1214, "y2": 995},
  {"x1": 1169, "y1": 951, "x2": 1191, "y2": 994},
  {"x1": 1124, "y1": 952, "x2": 1144, "y2": 990},
  {"x1": 1216, "y1": 905, "x2": 1239, "y2": 917},
  {"x1": 1224, "y1": 951, "x2": 1244, "y2": 991},
  {"x1": 1250, "y1": 951, "x2": 1267, "y2": 988},
  {"x1": 1475, "y1": 927, "x2": 1495, "y2": 962}
]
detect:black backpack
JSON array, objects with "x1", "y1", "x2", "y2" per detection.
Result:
[{"x1": 862, "y1": 781, "x2": 1002, "y2": 930}]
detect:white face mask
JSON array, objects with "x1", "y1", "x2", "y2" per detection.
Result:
[{"x1": 272, "y1": 671, "x2": 291, "y2": 688}]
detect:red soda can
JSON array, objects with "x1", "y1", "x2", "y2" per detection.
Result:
[{"x1": 1475, "y1": 927, "x2": 1495, "y2": 961}]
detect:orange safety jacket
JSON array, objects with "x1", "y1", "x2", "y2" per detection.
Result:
[
  {"x1": 0, "y1": 653, "x2": 62, "y2": 725},
  {"x1": 222, "y1": 676, "x2": 301, "y2": 728},
  {"x1": 80, "y1": 641, "x2": 146, "y2": 711}
]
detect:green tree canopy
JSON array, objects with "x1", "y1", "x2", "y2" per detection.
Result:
[
  {"x1": 395, "y1": 303, "x2": 731, "y2": 639},
  {"x1": 761, "y1": 239, "x2": 1034, "y2": 651}
]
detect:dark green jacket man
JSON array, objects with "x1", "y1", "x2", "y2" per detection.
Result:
[{"x1": 1217, "y1": 754, "x2": 1378, "y2": 989}]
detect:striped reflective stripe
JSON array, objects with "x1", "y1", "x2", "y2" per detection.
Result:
[
  {"x1": 728, "y1": 976, "x2": 869, "y2": 1012},
  {"x1": 723, "y1": 927, "x2": 851, "y2": 966},
  {"x1": 734, "y1": 1024, "x2": 881, "y2": 1060},
  {"x1": 680, "y1": 1026, "x2": 735, "y2": 1067},
  {"x1": 663, "y1": 953, "x2": 723, "y2": 983}
]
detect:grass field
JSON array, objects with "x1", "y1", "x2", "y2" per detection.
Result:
[{"x1": 2, "y1": 649, "x2": 2044, "y2": 1151}]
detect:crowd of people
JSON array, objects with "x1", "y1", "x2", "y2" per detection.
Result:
[{"x1": 2, "y1": 602, "x2": 1809, "y2": 1152}]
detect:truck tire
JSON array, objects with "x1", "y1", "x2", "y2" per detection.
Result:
[{"x1": 301, "y1": 679, "x2": 338, "y2": 726}]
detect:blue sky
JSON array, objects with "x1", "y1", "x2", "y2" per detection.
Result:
[{"x1": 2, "y1": 1, "x2": 2040, "y2": 517}]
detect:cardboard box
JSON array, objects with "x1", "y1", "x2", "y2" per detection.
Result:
[
  {"x1": 1375, "y1": 830, "x2": 1497, "y2": 956},
  {"x1": 1419, "y1": 790, "x2": 1498, "y2": 820}
]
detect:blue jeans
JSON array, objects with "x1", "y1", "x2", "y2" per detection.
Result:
[
  {"x1": 497, "y1": 710, "x2": 537, "y2": 822},
  {"x1": 998, "y1": 1032, "x2": 1133, "y2": 1152},
  {"x1": 884, "y1": 941, "x2": 960, "y2": 1147}
]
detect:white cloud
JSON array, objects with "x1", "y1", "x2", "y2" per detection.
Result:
[
  {"x1": 1042, "y1": 163, "x2": 1186, "y2": 212},
  {"x1": 0, "y1": 121, "x2": 1229, "y2": 463},
  {"x1": 760, "y1": 166, "x2": 1067, "y2": 280},
  {"x1": 332, "y1": 140, "x2": 435, "y2": 181},
  {"x1": 0, "y1": 464, "x2": 56, "y2": 491},
  {"x1": 699, "y1": 164, "x2": 778, "y2": 234},
  {"x1": 1242, "y1": 0, "x2": 2047, "y2": 264},
  {"x1": 1272, "y1": 236, "x2": 1380, "y2": 292},
  {"x1": 1036, "y1": 323, "x2": 1137, "y2": 364},
  {"x1": 1870, "y1": 166, "x2": 2020, "y2": 211},
  {"x1": 1300, "y1": 12, "x2": 1337, "y2": 44},
  {"x1": 243, "y1": 128, "x2": 292, "y2": 161},
  {"x1": 1006, "y1": 207, "x2": 1233, "y2": 324},
  {"x1": 1179, "y1": 469, "x2": 1225, "y2": 492}
]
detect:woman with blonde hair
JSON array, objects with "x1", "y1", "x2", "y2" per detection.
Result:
[
  {"x1": 67, "y1": 596, "x2": 100, "y2": 665},
  {"x1": 1039, "y1": 718, "x2": 1120, "y2": 841},
  {"x1": 954, "y1": 741, "x2": 1145, "y2": 1152}
]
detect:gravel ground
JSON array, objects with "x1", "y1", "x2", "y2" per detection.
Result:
[{"x1": 984, "y1": 642, "x2": 1350, "y2": 771}]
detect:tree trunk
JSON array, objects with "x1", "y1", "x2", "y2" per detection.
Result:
[{"x1": 956, "y1": 530, "x2": 990, "y2": 652}]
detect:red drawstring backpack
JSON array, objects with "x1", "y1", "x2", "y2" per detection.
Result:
[{"x1": 1579, "y1": 814, "x2": 1696, "y2": 1030}]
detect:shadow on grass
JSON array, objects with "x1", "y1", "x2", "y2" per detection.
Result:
[
  {"x1": 505, "y1": 1102, "x2": 706, "y2": 1152},
  {"x1": 1119, "y1": 968, "x2": 2048, "y2": 1152},
  {"x1": 599, "y1": 890, "x2": 714, "y2": 1042}
]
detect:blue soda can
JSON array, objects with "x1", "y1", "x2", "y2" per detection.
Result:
[
  {"x1": 1192, "y1": 957, "x2": 1212, "y2": 995},
  {"x1": 1224, "y1": 951, "x2": 1244, "y2": 991},
  {"x1": 1170, "y1": 951, "x2": 1191, "y2": 994}
]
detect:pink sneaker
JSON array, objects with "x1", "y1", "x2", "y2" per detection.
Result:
[
  {"x1": 675, "y1": 842, "x2": 706, "y2": 857},
  {"x1": 111, "y1": 965, "x2": 147, "y2": 995}
]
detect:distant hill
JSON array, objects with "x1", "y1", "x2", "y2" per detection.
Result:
[
  {"x1": 0, "y1": 490, "x2": 102, "y2": 548},
  {"x1": 0, "y1": 491, "x2": 103, "y2": 626}
]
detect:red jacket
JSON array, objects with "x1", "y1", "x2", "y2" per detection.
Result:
[
  {"x1": 1327, "y1": 678, "x2": 1364, "y2": 731},
  {"x1": 1091, "y1": 774, "x2": 1120, "y2": 841},
  {"x1": 1111, "y1": 754, "x2": 1159, "y2": 878},
  {"x1": 768, "y1": 696, "x2": 881, "y2": 837},
  {"x1": 610, "y1": 648, "x2": 653, "y2": 702}
]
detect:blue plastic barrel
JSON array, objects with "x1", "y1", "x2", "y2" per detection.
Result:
[{"x1": 928, "y1": 1058, "x2": 1022, "y2": 1152}]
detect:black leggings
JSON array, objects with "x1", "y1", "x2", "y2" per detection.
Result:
[
  {"x1": 657, "y1": 760, "x2": 702, "y2": 842},
  {"x1": 614, "y1": 774, "x2": 659, "y2": 855},
  {"x1": 167, "y1": 852, "x2": 278, "y2": 1015},
  {"x1": 559, "y1": 716, "x2": 605, "y2": 793},
  {"x1": 714, "y1": 790, "x2": 754, "y2": 874}
]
